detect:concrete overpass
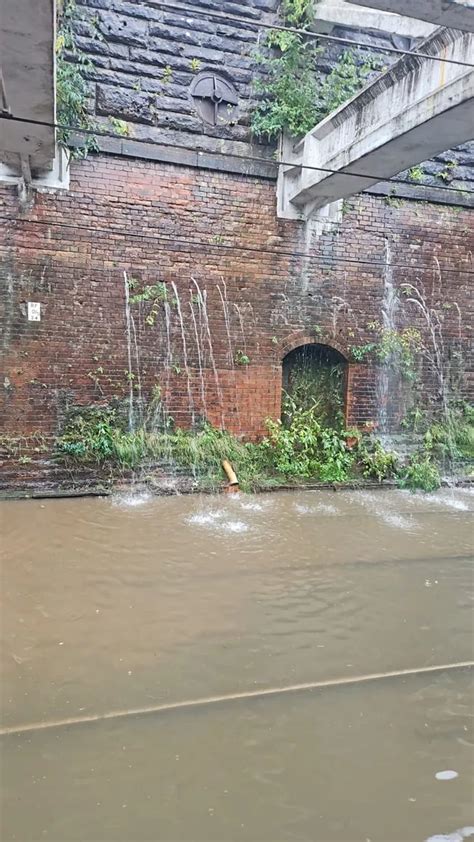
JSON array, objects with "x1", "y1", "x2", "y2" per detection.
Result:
[
  {"x1": 351, "y1": 0, "x2": 474, "y2": 33},
  {"x1": 311, "y1": 0, "x2": 435, "y2": 38},
  {"x1": 277, "y1": 27, "x2": 474, "y2": 219},
  {"x1": 0, "y1": 0, "x2": 67, "y2": 189}
]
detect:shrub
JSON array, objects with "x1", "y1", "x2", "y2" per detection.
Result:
[
  {"x1": 261, "y1": 397, "x2": 354, "y2": 482},
  {"x1": 426, "y1": 403, "x2": 474, "y2": 464},
  {"x1": 359, "y1": 439, "x2": 398, "y2": 482},
  {"x1": 398, "y1": 454, "x2": 441, "y2": 492}
]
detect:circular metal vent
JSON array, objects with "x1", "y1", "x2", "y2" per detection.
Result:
[{"x1": 190, "y1": 73, "x2": 238, "y2": 126}]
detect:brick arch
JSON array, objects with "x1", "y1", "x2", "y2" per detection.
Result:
[
  {"x1": 279, "y1": 334, "x2": 350, "y2": 426},
  {"x1": 280, "y1": 331, "x2": 349, "y2": 360}
]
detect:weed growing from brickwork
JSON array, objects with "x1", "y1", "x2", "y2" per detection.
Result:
[
  {"x1": 0, "y1": 432, "x2": 48, "y2": 460},
  {"x1": 350, "y1": 324, "x2": 422, "y2": 381}
]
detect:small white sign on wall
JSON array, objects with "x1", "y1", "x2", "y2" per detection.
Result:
[{"x1": 27, "y1": 302, "x2": 41, "y2": 321}]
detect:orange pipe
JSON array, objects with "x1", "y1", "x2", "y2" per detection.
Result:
[{"x1": 222, "y1": 459, "x2": 239, "y2": 487}]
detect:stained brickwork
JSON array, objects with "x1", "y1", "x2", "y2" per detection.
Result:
[{"x1": 1, "y1": 156, "x2": 472, "y2": 450}]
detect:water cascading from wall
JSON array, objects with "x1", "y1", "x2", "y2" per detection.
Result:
[
  {"x1": 171, "y1": 281, "x2": 195, "y2": 428},
  {"x1": 376, "y1": 238, "x2": 398, "y2": 437},
  {"x1": 123, "y1": 271, "x2": 135, "y2": 432},
  {"x1": 218, "y1": 281, "x2": 241, "y2": 431},
  {"x1": 192, "y1": 278, "x2": 225, "y2": 427},
  {"x1": 189, "y1": 288, "x2": 208, "y2": 422},
  {"x1": 130, "y1": 312, "x2": 142, "y2": 425}
]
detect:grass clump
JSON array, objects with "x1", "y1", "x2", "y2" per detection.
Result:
[{"x1": 56, "y1": 409, "x2": 267, "y2": 491}]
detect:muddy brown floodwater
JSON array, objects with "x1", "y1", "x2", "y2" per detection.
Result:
[{"x1": 1, "y1": 488, "x2": 473, "y2": 842}]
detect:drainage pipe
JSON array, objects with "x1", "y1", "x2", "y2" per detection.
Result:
[
  {"x1": 222, "y1": 459, "x2": 239, "y2": 487},
  {"x1": 1, "y1": 661, "x2": 471, "y2": 738}
]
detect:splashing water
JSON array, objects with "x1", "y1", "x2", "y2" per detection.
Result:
[
  {"x1": 429, "y1": 491, "x2": 470, "y2": 511},
  {"x1": 294, "y1": 502, "x2": 338, "y2": 516},
  {"x1": 130, "y1": 312, "x2": 142, "y2": 425},
  {"x1": 186, "y1": 510, "x2": 250, "y2": 533},
  {"x1": 426, "y1": 831, "x2": 474, "y2": 842},
  {"x1": 112, "y1": 491, "x2": 153, "y2": 508},
  {"x1": 224, "y1": 520, "x2": 250, "y2": 533},
  {"x1": 352, "y1": 491, "x2": 417, "y2": 531},
  {"x1": 163, "y1": 300, "x2": 173, "y2": 429},
  {"x1": 218, "y1": 283, "x2": 234, "y2": 368},
  {"x1": 187, "y1": 510, "x2": 227, "y2": 526},
  {"x1": 233, "y1": 303, "x2": 248, "y2": 354},
  {"x1": 237, "y1": 500, "x2": 266, "y2": 512},
  {"x1": 218, "y1": 281, "x2": 242, "y2": 431}
]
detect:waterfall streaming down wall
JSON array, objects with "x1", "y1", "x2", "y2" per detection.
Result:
[
  {"x1": 192, "y1": 279, "x2": 224, "y2": 427},
  {"x1": 171, "y1": 281, "x2": 195, "y2": 428},
  {"x1": 376, "y1": 238, "x2": 398, "y2": 435},
  {"x1": 123, "y1": 271, "x2": 135, "y2": 433}
]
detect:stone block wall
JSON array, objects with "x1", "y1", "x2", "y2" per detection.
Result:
[
  {"x1": 69, "y1": 0, "x2": 474, "y2": 195},
  {"x1": 72, "y1": 0, "x2": 279, "y2": 164},
  {"x1": 1, "y1": 155, "x2": 472, "y2": 446}
]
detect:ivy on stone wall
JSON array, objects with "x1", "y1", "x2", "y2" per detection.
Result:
[
  {"x1": 56, "y1": 0, "x2": 97, "y2": 157},
  {"x1": 251, "y1": 0, "x2": 384, "y2": 140}
]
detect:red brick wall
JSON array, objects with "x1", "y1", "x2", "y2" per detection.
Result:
[{"x1": 1, "y1": 155, "x2": 472, "y2": 444}]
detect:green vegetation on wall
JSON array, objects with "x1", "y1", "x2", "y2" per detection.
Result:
[
  {"x1": 56, "y1": 0, "x2": 97, "y2": 156},
  {"x1": 350, "y1": 324, "x2": 422, "y2": 381},
  {"x1": 251, "y1": 0, "x2": 383, "y2": 139}
]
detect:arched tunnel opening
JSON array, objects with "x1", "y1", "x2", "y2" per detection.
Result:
[{"x1": 282, "y1": 344, "x2": 348, "y2": 428}]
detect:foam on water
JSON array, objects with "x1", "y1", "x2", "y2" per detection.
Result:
[
  {"x1": 435, "y1": 770, "x2": 459, "y2": 781},
  {"x1": 426, "y1": 828, "x2": 474, "y2": 842}
]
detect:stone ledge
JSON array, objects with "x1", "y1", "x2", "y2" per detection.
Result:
[
  {"x1": 94, "y1": 135, "x2": 278, "y2": 178},
  {"x1": 365, "y1": 181, "x2": 474, "y2": 208}
]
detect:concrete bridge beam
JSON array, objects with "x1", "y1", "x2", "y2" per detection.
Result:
[
  {"x1": 0, "y1": 0, "x2": 56, "y2": 176},
  {"x1": 350, "y1": 0, "x2": 474, "y2": 33},
  {"x1": 277, "y1": 28, "x2": 474, "y2": 219}
]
